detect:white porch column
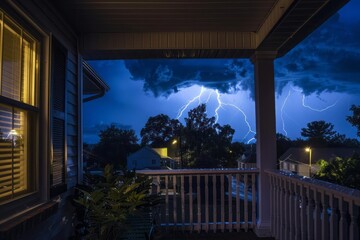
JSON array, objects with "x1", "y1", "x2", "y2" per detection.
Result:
[{"x1": 251, "y1": 51, "x2": 277, "y2": 237}]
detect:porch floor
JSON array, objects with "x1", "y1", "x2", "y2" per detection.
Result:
[{"x1": 155, "y1": 230, "x2": 275, "y2": 240}]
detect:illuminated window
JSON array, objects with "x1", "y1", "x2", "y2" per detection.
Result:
[{"x1": 0, "y1": 12, "x2": 38, "y2": 202}]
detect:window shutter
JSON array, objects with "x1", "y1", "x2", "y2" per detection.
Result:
[{"x1": 50, "y1": 38, "x2": 67, "y2": 197}]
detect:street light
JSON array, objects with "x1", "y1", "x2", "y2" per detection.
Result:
[
  {"x1": 172, "y1": 137, "x2": 183, "y2": 168},
  {"x1": 305, "y1": 147, "x2": 312, "y2": 177}
]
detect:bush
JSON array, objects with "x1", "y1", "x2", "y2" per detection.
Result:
[
  {"x1": 314, "y1": 153, "x2": 360, "y2": 190},
  {"x1": 73, "y1": 165, "x2": 161, "y2": 239}
]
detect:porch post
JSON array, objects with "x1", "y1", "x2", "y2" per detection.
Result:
[{"x1": 251, "y1": 51, "x2": 277, "y2": 237}]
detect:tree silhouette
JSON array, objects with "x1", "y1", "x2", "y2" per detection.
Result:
[
  {"x1": 140, "y1": 114, "x2": 182, "y2": 147},
  {"x1": 301, "y1": 120, "x2": 337, "y2": 146},
  {"x1": 183, "y1": 104, "x2": 235, "y2": 168},
  {"x1": 93, "y1": 125, "x2": 139, "y2": 169},
  {"x1": 347, "y1": 105, "x2": 360, "y2": 137}
]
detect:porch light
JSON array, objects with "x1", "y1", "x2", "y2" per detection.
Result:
[{"x1": 172, "y1": 139, "x2": 178, "y2": 145}]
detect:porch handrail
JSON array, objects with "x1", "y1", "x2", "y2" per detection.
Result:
[
  {"x1": 267, "y1": 169, "x2": 360, "y2": 240},
  {"x1": 137, "y1": 168, "x2": 259, "y2": 176},
  {"x1": 137, "y1": 168, "x2": 259, "y2": 233}
]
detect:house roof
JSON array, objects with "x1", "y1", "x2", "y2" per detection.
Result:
[
  {"x1": 279, "y1": 147, "x2": 360, "y2": 165},
  {"x1": 128, "y1": 146, "x2": 173, "y2": 161},
  {"x1": 83, "y1": 61, "x2": 110, "y2": 102},
  {"x1": 47, "y1": 0, "x2": 349, "y2": 59}
]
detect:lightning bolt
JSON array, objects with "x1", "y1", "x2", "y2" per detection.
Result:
[
  {"x1": 177, "y1": 86, "x2": 256, "y2": 143},
  {"x1": 280, "y1": 85, "x2": 339, "y2": 136},
  {"x1": 214, "y1": 90, "x2": 222, "y2": 123},
  {"x1": 302, "y1": 95, "x2": 338, "y2": 112},
  {"x1": 176, "y1": 86, "x2": 205, "y2": 119},
  {"x1": 214, "y1": 90, "x2": 256, "y2": 142},
  {"x1": 280, "y1": 90, "x2": 291, "y2": 136}
]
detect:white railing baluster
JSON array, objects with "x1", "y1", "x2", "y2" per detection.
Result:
[
  {"x1": 197, "y1": 175, "x2": 201, "y2": 232},
  {"x1": 294, "y1": 183, "x2": 300, "y2": 240},
  {"x1": 221, "y1": 174, "x2": 225, "y2": 232},
  {"x1": 228, "y1": 174, "x2": 233, "y2": 232},
  {"x1": 280, "y1": 178, "x2": 285, "y2": 240},
  {"x1": 165, "y1": 175, "x2": 169, "y2": 228},
  {"x1": 275, "y1": 176, "x2": 280, "y2": 239},
  {"x1": 251, "y1": 173, "x2": 256, "y2": 229},
  {"x1": 236, "y1": 174, "x2": 240, "y2": 232},
  {"x1": 321, "y1": 191, "x2": 329, "y2": 240},
  {"x1": 270, "y1": 176, "x2": 276, "y2": 237},
  {"x1": 338, "y1": 197, "x2": 348, "y2": 240},
  {"x1": 181, "y1": 175, "x2": 185, "y2": 230},
  {"x1": 157, "y1": 176, "x2": 160, "y2": 193},
  {"x1": 314, "y1": 190, "x2": 321, "y2": 240},
  {"x1": 329, "y1": 194, "x2": 339, "y2": 240},
  {"x1": 307, "y1": 187, "x2": 314, "y2": 240},
  {"x1": 288, "y1": 181, "x2": 294, "y2": 239},
  {"x1": 300, "y1": 185, "x2": 307, "y2": 240},
  {"x1": 244, "y1": 174, "x2": 249, "y2": 232},
  {"x1": 205, "y1": 174, "x2": 209, "y2": 232},
  {"x1": 173, "y1": 176, "x2": 177, "y2": 226},
  {"x1": 349, "y1": 200, "x2": 359, "y2": 240},
  {"x1": 189, "y1": 175, "x2": 193, "y2": 232},
  {"x1": 213, "y1": 174, "x2": 217, "y2": 233},
  {"x1": 284, "y1": 179, "x2": 291, "y2": 239}
]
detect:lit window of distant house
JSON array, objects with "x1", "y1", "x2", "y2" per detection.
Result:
[{"x1": 0, "y1": 12, "x2": 38, "y2": 203}]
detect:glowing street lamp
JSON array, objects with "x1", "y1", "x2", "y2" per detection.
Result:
[
  {"x1": 305, "y1": 147, "x2": 312, "y2": 177},
  {"x1": 172, "y1": 138, "x2": 183, "y2": 167}
]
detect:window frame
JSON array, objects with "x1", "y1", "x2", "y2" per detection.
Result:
[{"x1": 0, "y1": 9, "x2": 41, "y2": 209}]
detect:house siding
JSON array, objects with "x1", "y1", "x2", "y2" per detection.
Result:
[{"x1": 66, "y1": 55, "x2": 79, "y2": 188}]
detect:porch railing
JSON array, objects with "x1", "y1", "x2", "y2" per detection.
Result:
[
  {"x1": 267, "y1": 170, "x2": 360, "y2": 240},
  {"x1": 137, "y1": 168, "x2": 259, "y2": 233}
]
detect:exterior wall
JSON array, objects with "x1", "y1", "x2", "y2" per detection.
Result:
[
  {"x1": 127, "y1": 148, "x2": 161, "y2": 170},
  {"x1": 0, "y1": 0, "x2": 81, "y2": 224},
  {"x1": 66, "y1": 52, "x2": 79, "y2": 188}
]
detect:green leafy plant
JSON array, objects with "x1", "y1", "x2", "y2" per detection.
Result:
[
  {"x1": 74, "y1": 165, "x2": 161, "y2": 239},
  {"x1": 314, "y1": 153, "x2": 360, "y2": 190}
]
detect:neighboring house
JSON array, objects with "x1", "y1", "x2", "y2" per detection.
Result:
[
  {"x1": 127, "y1": 147, "x2": 175, "y2": 170},
  {"x1": 238, "y1": 149, "x2": 257, "y2": 168},
  {"x1": 279, "y1": 147, "x2": 360, "y2": 177}
]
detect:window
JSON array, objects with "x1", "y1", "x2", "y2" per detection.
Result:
[{"x1": 0, "y1": 12, "x2": 38, "y2": 203}]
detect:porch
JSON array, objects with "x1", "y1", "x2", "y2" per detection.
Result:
[{"x1": 137, "y1": 168, "x2": 360, "y2": 240}]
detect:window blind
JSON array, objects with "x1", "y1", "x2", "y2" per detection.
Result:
[{"x1": 0, "y1": 105, "x2": 27, "y2": 200}]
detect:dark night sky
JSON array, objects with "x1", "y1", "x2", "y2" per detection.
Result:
[{"x1": 84, "y1": 0, "x2": 360, "y2": 144}]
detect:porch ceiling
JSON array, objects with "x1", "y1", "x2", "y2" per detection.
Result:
[{"x1": 47, "y1": 0, "x2": 349, "y2": 59}]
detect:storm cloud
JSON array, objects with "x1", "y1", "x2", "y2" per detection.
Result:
[
  {"x1": 124, "y1": 13, "x2": 360, "y2": 99},
  {"x1": 124, "y1": 58, "x2": 254, "y2": 98},
  {"x1": 275, "y1": 13, "x2": 360, "y2": 96}
]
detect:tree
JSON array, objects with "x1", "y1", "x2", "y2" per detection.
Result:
[
  {"x1": 93, "y1": 125, "x2": 139, "y2": 169},
  {"x1": 182, "y1": 104, "x2": 235, "y2": 168},
  {"x1": 140, "y1": 114, "x2": 182, "y2": 147},
  {"x1": 183, "y1": 104, "x2": 216, "y2": 167},
  {"x1": 347, "y1": 105, "x2": 360, "y2": 137},
  {"x1": 301, "y1": 120, "x2": 337, "y2": 146},
  {"x1": 314, "y1": 154, "x2": 360, "y2": 190}
]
